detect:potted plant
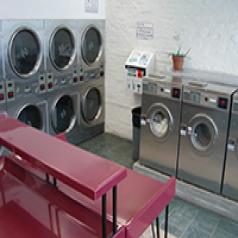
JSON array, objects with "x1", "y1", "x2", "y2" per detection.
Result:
[{"x1": 169, "y1": 47, "x2": 191, "y2": 71}]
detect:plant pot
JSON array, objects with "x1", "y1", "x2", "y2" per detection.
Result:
[{"x1": 172, "y1": 55, "x2": 184, "y2": 71}]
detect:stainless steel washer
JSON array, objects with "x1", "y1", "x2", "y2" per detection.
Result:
[
  {"x1": 139, "y1": 75, "x2": 183, "y2": 176},
  {"x1": 44, "y1": 20, "x2": 80, "y2": 91},
  {"x1": 178, "y1": 81, "x2": 236, "y2": 193},
  {"x1": 77, "y1": 79, "x2": 105, "y2": 143},
  {"x1": 79, "y1": 19, "x2": 105, "y2": 84},
  {"x1": 3, "y1": 20, "x2": 48, "y2": 131},
  {"x1": 222, "y1": 91, "x2": 238, "y2": 201}
]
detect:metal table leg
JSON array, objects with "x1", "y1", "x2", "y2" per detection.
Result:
[{"x1": 164, "y1": 205, "x2": 169, "y2": 238}]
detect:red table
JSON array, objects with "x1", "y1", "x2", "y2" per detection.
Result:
[{"x1": 0, "y1": 115, "x2": 176, "y2": 238}]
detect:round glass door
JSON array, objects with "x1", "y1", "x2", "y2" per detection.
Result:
[
  {"x1": 82, "y1": 88, "x2": 101, "y2": 123},
  {"x1": 81, "y1": 27, "x2": 102, "y2": 65},
  {"x1": 189, "y1": 115, "x2": 218, "y2": 152},
  {"x1": 52, "y1": 95, "x2": 75, "y2": 133},
  {"x1": 148, "y1": 104, "x2": 173, "y2": 139},
  {"x1": 9, "y1": 28, "x2": 41, "y2": 77},
  {"x1": 18, "y1": 105, "x2": 42, "y2": 130},
  {"x1": 50, "y1": 27, "x2": 75, "y2": 70}
]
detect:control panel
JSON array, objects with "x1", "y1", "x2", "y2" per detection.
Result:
[
  {"x1": 125, "y1": 50, "x2": 155, "y2": 94},
  {"x1": 183, "y1": 90, "x2": 229, "y2": 110},
  {"x1": 38, "y1": 74, "x2": 46, "y2": 93},
  {"x1": 6, "y1": 81, "x2": 15, "y2": 101},
  {"x1": 143, "y1": 81, "x2": 181, "y2": 100},
  {"x1": 0, "y1": 82, "x2": 5, "y2": 103}
]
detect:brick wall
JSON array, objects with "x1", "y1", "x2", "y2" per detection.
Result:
[{"x1": 105, "y1": 0, "x2": 238, "y2": 139}]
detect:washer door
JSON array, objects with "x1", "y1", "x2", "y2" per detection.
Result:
[
  {"x1": 82, "y1": 88, "x2": 101, "y2": 123},
  {"x1": 18, "y1": 105, "x2": 42, "y2": 130},
  {"x1": 147, "y1": 104, "x2": 173, "y2": 140},
  {"x1": 50, "y1": 27, "x2": 75, "y2": 70},
  {"x1": 9, "y1": 28, "x2": 41, "y2": 77},
  {"x1": 81, "y1": 26, "x2": 102, "y2": 65},
  {"x1": 52, "y1": 95, "x2": 76, "y2": 133},
  {"x1": 189, "y1": 114, "x2": 218, "y2": 153}
]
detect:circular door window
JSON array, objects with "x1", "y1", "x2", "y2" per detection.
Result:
[
  {"x1": 18, "y1": 105, "x2": 42, "y2": 130},
  {"x1": 82, "y1": 88, "x2": 101, "y2": 123},
  {"x1": 52, "y1": 95, "x2": 75, "y2": 133},
  {"x1": 9, "y1": 28, "x2": 41, "y2": 77},
  {"x1": 149, "y1": 104, "x2": 173, "y2": 139},
  {"x1": 81, "y1": 26, "x2": 102, "y2": 65},
  {"x1": 50, "y1": 27, "x2": 75, "y2": 70},
  {"x1": 190, "y1": 115, "x2": 218, "y2": 152}
]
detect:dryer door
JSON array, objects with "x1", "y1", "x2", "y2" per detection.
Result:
[
  {"x1": 9, "y1": 28, "x2": 41, "y2": 77},
  {"x1": 81, "y1": 26, "x2": 102, "y2": 65},
  {"x1": 50, "y1": 27, "x2": 75, "y2": 70},
  {"x1": 188, "y1": 114, "x2": 218, "y2": 153},
  {"x1": 51, "y1": 95, "x2": 76, "y2": 133},
  {"x1": 18, "y1": 105, "x2": 43, "y2": 130},
  {"x1": 82, "y1": 87, "x2": 101, "y2": 124},
  {"x1": 147, "y1": 103, "x2": 173, "y2": 141}
]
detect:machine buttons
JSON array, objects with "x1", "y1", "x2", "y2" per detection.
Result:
[
  {"x1": 0, "y1": 93, "x2": 4, "y2": 101},
  {"x1": 218, "y1": 97, "x2": 228, "y2": 109},
  {"x1": 80, "y1": 76, "x2": 84, "y2": 82},
  {"x1": 40, "y1": 84, "x2": 45, "y2": 91},
  {"x1": 8, "y1": 92, "x2": 14, "y2": 99},
  {"x1": 100, "y1": 71, "x2": 104, "y2": 77},
  {"x1": 73, "y1": 77, "x2": 78, "y2": 83},
  {"x1": 171, "y1": 88, "x2": 181, "y2": 99},
  {"x1": 48, "y1": 82, "x2": 53, "y2": 89}
]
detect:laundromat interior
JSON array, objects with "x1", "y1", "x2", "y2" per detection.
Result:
[{"x1": 0, "y1": 0, "x2": 238, "y2": 238}]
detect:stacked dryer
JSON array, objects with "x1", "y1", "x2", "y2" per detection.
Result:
[
  {"x1": 0, "y1": 21, "x2": 7, "y2": 115},
  {"x1": 77, "y1": 19, "x2": 105, "y2": 143},
  {"x1": 3, "y1": 20, "x2": 48, "y2": 132},
  {"x1": 44, "y1": 20, "x2": 81, "y2": 145}
]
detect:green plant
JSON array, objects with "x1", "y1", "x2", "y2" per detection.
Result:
[{"x1": 169, "y1": 47, "x2": 191, "y2": 57}]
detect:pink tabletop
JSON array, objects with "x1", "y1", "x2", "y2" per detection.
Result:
[
  {"x1": 0, "y1": 159, "x2": 127, "y2": 238},
  {"x1": 0, "y1": 116, "x2": 127, "y2": 200}
]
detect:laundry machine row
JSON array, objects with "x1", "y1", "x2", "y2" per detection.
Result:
[
  {"x1": 139, "y1": 74, "x2": 238, "y2": 200},
  {"x1": 0, "y1": 19, "x2": 105, "y2": 145}
]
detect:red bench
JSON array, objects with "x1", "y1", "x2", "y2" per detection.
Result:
[{"x1": 0, "y1": 115, "x2": 175, "y2": 238}]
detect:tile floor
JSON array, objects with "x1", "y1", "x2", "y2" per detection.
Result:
[{"x1": 79, "y1": 133, "x2": 238, "y2": 238}]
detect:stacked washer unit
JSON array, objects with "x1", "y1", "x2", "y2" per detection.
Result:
[
  {"x1": 178, "y1": 81, "x2": 237, "y2": 193},
  {"x1": 139, "y1": 75, "x2": 183, "y2": 176},
  {"x1": 77, "y1": 19, "x2": 105, "y2": 143},
  {"x1": 3, "y1": 20, "x2": 48, "y2": 132},
  {"x1": 44, "y1": 20, "x2": 81, "y2": 145}
]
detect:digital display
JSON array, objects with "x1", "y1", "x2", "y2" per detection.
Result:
[{"x1": 218, "y1": 97, "x2": 228, "y2": 109}]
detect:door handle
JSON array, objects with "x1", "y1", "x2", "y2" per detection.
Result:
[
  {"x1": 227, "y1": 139, "x2": 236, "y2": 152},
  {"x1": 180, "y1": 126, "x2": 187, "y2": 136},
  {"x1": 187, "y1": 126, "x2": 193, "y2": 136}
]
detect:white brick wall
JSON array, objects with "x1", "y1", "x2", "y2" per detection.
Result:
[{"x1": 105, "y1": 0, "x2": 238, "y2": 140}]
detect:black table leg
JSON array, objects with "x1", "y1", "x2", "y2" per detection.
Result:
[
  {"x1": 164, "y1": 205, "x2": 169, "y2": 238},
  {"x1": 112, "y1": 186, "x2": 117, "y2": 235},
  {"x1": 102, "y1": 194, "x2": 107, "y2": 238},
  {"x1": 156, "y1": 217, "x2": 160, "y2": 238}
]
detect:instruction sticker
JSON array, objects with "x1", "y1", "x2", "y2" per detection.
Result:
[
  {"x1": 85, "y1": 0, "x2": 99, "y2": 13},
  {"x1": 136, "y1": 22, "x2": 154, "y2": 40}
]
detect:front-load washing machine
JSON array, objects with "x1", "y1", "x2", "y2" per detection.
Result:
[
  {"x1": 3, "y1": 20, "x2": 48, "y2": 131},
  {"x1": 47, "y1": 85, "x2": 80, "y2": 145},
  {"x1": 178, "y1": 81, "x2": 236, "y2": 193},
  {"x1": 222, "y1": 91, "x2": 238, "y2": 201},
  {"x1": 44, "y1": 20, "x2": 80, "y2": 91},
  {"x1": 79, "y1": 19, "x2": 105, "y2": 83},
  {"x1": 77, "y1": 79, "x2": 105, "y2": 144},
  {"x1": 139, "y1": 75, "x2": 183, "y2": 176}
]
